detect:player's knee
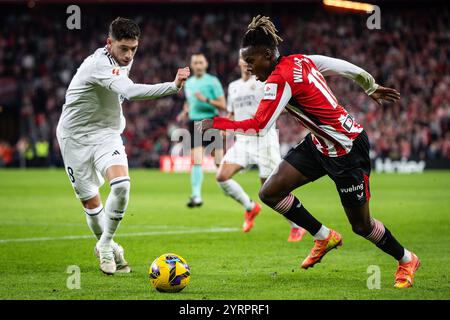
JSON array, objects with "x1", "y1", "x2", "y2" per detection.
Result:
[
  {"x1": 351, "y1": 222, "x2": 372, "y2": 237},
  {"x1": 82, "y1": 195, "x2": 101, "y2": 209},
  {"x1": 258, "y1": 185, "x2": 278, "y2": 207},
  {"x1": 216, "y1": 171, "x2": 230, "y2": 182}
]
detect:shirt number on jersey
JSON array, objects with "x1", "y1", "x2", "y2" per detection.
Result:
[
  {"x1": 307, "y1": 68, "x2": 338, "y2": 108},
  {"x1": 67, "y1": 167, "x2": 75, "y2": 183}
]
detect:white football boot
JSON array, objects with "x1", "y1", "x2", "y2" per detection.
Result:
[
  {"x1": 112, "y1": 243, "x2": 132, "y2": 273},
  {"x1": 94, "y1": 241, "x2": 131, "y2": 274},
  {"x1": 96, "y1": 242, "x2": 116, "y2": 275}
]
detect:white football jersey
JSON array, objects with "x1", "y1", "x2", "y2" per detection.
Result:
[
  {"x1": 227, "y1": 76, "x2": 279, "y2": 143},
  {"x1": 57, "y1": 47, "x2": 131, "y2": 144},
  {"x1": 57, "y1": 47, "x2": 178, "y2": 145}
]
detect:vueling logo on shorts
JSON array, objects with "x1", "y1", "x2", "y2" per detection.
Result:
[{"x1": 340, "y1": 183, "x2": 364, "y2": 193}]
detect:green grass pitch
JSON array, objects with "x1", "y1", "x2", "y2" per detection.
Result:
[{"x1": 0, "y1": 169, "x2": 449, "y2": 300}]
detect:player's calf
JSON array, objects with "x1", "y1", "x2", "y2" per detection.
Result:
[
  {"x1": 99, "y1": 176, "x2": 131, "y2": 246},
  {"x1": 260, "y1": 190, "x2": 324, "y2": 238},
  {"x1": 351, "y1": 214, "x2": 420, "y2": 287},
  {"x1": 270, "y1": 194, "x2": 337, "y2": 237},
  {"x1": 365, "y1": 218, "x2": 415, "y2": 265},
  {"x1": 84, "y1": 204, "x2": 104, "y2": 240},
  {"x1": 218, "y1": 179, "x2": 254, "y2": 212},
  {"x1": 343, "y1": 203, "x2": 407, "y2": 260}
]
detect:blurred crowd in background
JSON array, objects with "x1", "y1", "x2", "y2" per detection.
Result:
[{"x1": 0, "y1": 3, "x2": 449, "y2": 168}]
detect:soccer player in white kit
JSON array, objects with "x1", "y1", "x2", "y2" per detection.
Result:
[
  {"x1": 56, "y1": 17, "x2": 190, "y2": 275},
  {"x1": 216, "y1": 55, "x2": 306, "y2": 241}
]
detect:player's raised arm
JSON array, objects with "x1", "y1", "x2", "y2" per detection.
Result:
[
  {"x1": 93, "y1": 65, "x2": 190, "y2": 101},
  {"x1": 200, "y1": 74, "x2": 291, "y2": 136},
  {"x1": 307, "y1": 55, "x2": 400, "y2": 104},
  {"x1": 307, "y1": 55, "x2": 378, "y2": 94}
]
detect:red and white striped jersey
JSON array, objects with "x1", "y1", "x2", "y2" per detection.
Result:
[{"x1": 212, "y1": 54, "x2": 374, "y2": 157}]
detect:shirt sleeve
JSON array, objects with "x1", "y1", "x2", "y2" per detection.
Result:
[
  {"x1": 307, "y1": 55, "x2": 379, "y2": 95},
  {"x1": 91, "y1": 59, "x2": 179, "y2": 101},
  {"x1": 211, "y1": 77, "x2": 225, "y2": 98},
  {"x1": 213, "y1": 74, "x2": 292, "y2": 136}
]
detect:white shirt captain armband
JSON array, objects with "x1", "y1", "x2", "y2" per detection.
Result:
[{"x1": 263, "y1": 83, "x2": 278, "y2": 100}]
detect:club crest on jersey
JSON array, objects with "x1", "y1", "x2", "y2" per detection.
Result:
[
  {"x1": 342, "y1": 114, "x2": 354, "y2": 132},
  {"x1": 263, "y1": 83, "x2": 277, "y2": 100},
  {"x1": 112, "y1": 67, "x2": 120, "y2": 75}
]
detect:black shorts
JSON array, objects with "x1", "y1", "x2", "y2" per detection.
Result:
[
  {"x1": 284, "y1": 131, "x2": 371, "y2": 207},
  {"x1": 188, "y1": 119, "x2": 218, "y2": 149}
]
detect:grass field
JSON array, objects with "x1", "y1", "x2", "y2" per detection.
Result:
[{"x1": 0, "y1": 169, "x2": 449, "y2": 300}]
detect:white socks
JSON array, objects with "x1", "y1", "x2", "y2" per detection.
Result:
[
  {"x1": 399, "y1": 249, "x2": 412, "y2": 264},
  {"x1": 218, "y1": 179, "x2": 254, "y2": 211},
  {"x1": 84, "y1": 203, "x2": 120, "y2": 251},
  {"x1": 99, "y1": 176, "x2": 131, "y2": 246},
  {"x1": 84, "y1": 205, "x2": 104, "y2": 240},
  {"x1": 313, "y1": 225, "x2": 331, "y2": 240}
]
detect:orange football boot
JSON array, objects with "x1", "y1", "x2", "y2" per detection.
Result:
[
  {"x1": 301, "y1": 229, "x2": 342, "y2": 269},
  {"x1": 288, "y1": 227, "x2": 306, "y2": 242},
  {"x1": 243, "y1": 202, "x2": 261, "y2": 233},
  {"x1": 394, "y1": 252, "x2": 421, "y2": 288}
]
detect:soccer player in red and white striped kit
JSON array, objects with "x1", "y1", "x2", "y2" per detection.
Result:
[{"x1": 201, "y1": 16, "x2": 420, "y2": 288}]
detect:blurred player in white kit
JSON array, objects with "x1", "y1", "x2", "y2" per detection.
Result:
[
  {"x1": 56, "y1": 17, "x2": 190, "y2": 274},
  {"x1": 216, "y1": 54, "x2": 306, "y2": 241}
]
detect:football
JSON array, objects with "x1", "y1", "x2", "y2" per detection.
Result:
[{"x1": 148, "y1": 253, "x2": 191, "y2": 293}]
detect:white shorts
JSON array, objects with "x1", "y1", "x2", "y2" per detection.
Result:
[
  {"x1": 222, "y1": 135, "x2": 281, "y2": 178},
  {"x1": 57, "y1": 135, "x2": 128, "y2": 201}
]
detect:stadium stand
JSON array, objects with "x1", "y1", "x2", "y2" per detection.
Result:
[{"x1": 0, "y1": 3, "x2": 448, "y2": 168}]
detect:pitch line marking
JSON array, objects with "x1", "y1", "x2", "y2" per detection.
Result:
[
  {"x1": 0, "y1": 221, "x2": 195, "y2": 229},
  {"x1": 0, "y1": 227, "x2": 239, "y2": 244}
]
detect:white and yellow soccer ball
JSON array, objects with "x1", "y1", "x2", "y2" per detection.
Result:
[{"x1": 148, "y1": 253, "x2": 191, "y2": 293}]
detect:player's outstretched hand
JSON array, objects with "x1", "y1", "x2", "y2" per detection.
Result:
[
  {"x1": 370, "y1": 86, "x2": 400, "y2": 105},
  {"x1": 175, "y1": 67, "x2": 190, "y2": 89},
  {"x1": 196, "y1": 118, "x2": 214, "y2": 133}
]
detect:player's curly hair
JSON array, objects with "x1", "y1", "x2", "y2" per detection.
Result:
[
  {"x1": 242, "y1": 15, "x2": 283, "y2": 49},
  {"x1": 109, "y1": 17, "x2": 140, "y2": 41}
]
